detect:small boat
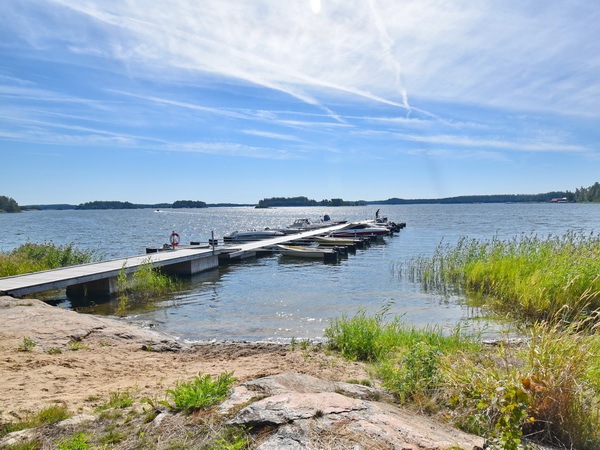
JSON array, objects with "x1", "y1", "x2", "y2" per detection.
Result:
[
  {"x1": 314, "y1": 236, "x2": 358, "y2": 245},
  {"x1": 276, "y1": 244, "x2": 338, "y2": 262},
  {"x1": 224, "y1": 229, "x2": 285, "y2": 241},
  {"x1": 277, "y1": 217, "x2": 348, "y2": 234},
  {"x1": 329, "y1": 223, "x2": 389, "y2": 237}
]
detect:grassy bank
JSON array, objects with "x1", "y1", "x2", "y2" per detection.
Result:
[
  {"x1": 326, "y1": 309, "x2": 600, "y2": 449},
  {"x1": 0, "y1": 243, "x2": 96, "y2": 278},
  {"x1": 327, "y1": 233, "x2": 600, "y2": 448},
  {"x1": 409, "y1": 232, "x2": 600, "y2": 324}
]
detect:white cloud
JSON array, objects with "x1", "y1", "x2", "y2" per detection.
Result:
[
  {"x1": 405, "y1": 148, "x2": 510, "y2": 162},
  {"x1": 163, "y1": 141, "x2": 299, "y2": 160},
  {"x1": 394, "y1": 132, "x2": 588, "y2": 153},
  {"x1": 4, "y1": 0, "x2": 596, "y2": 118},
  {"x1": 241, "y1": 130, "x2": 303, "y2": 142}
]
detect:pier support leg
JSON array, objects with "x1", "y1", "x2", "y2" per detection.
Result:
[
  {"x1": 66, "y1": 277, "x2": 118, "y2": 299},
  {"x1": 161, "y1": 254, "x2": 220, "y2": 276}
]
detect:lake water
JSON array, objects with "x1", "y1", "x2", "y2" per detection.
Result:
[{"x1": 1, "y1": 203, "x2": 599, "y2": 342}]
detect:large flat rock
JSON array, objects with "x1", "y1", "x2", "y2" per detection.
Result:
[
  {"x1": 0, "y1": 296, "x2": 183, "y2": 351},
  {"x1": 227, "y1": 373, "x2": 485, "y2": 449}
]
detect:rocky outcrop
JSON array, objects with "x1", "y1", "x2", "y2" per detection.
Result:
[
  {"x1": 223, "y1": 373, "x2": 485, "y2": 449},
  {"x1": 0, "y1": 296, "x2": 184, "y2": 351}
]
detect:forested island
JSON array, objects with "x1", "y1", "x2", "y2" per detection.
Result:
[
  {"x1": 257, "y1": 196, "x2": 366, "y2": 207},
  {"x1": 77, "y1": 200, "x2": 208, "y2": 210},
  {"x1": 0, "y1": 195, "x2": 21, "y2": 213},
  {"x1": 3, "y1": 182, "x2": 600, "y2": 212}
]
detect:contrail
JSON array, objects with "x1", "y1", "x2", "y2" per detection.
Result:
[{"x1": 368, "y1": 0, "x2": 411, "y2": 114}]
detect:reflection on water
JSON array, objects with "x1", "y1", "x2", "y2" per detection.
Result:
[{"x1": 1, "y1": 204, "x2": 599, "y2": 342}]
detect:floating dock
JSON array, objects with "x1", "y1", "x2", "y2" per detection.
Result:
[{"x1": 0, "y1": 220, "x2": 399, "y2": 299}]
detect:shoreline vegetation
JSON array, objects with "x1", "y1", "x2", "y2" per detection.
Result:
[
  {"x1": 1, "y1": 181, "x2": 599, "y2": 212},
  {"x1": 1, "y1": 231, "x2": 599, "y2": 448},
  {"x1": 325, "y1": 231, "x2": 600, "y2": 449}
]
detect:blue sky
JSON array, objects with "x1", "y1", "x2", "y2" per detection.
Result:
[{"x1": 1, "y1": 0, "x2": 599, "y2": 205}]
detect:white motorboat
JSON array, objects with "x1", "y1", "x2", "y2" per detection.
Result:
[
  {"x1": 329, "y1": 222, "x2": 389, "y2": 237},
  {"x1": 224, "y1": 229, "x2": 285, "y2": 241},
  {"x1": 277, "y1": 217, "x2": 347, "y2": 234}
]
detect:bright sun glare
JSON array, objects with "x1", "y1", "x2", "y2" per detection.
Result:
[{"x1": 310, "y1": 0, "x2": 321, "y2": 14}]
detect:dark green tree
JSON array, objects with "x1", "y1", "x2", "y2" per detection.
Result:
[
  {"x1": 172, "y1": 200, "x2": 207, "y2": 208},
  {"x1": 0, "y1": 195, "x2": 20, "y2": 212},
  {"x1": 76, "y1": 201, "x2": 138, "y2": 210}
]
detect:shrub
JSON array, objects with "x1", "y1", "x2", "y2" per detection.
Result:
[
  {"x1": 0, "y1": 243, "x2": 96, "y2": 277},
  {"x1": 56, "y1": 432, "x2": 92, "y2": 450},
  {"x1": 164, "y1": 372, "x2": 237, "y2": 413}
]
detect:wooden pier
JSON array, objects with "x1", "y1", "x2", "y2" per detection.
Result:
[
  {"x1": 0, "y1": 221, "x2": 382, "y2": 299},
  {"x1": 0, "y1": 224, "x2": 404, "y2": 298},
  {"x1": 0, "y1": 247, "x2": 221, "y2": 298}
]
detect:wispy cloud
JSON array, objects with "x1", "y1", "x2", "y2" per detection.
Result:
[
  {"x1": 5, "y1": 1, "x2": 597, "y2": 118},
  {"x1": 241, "y1": 129, "x2": 303, "y2": 142},
  {"x1": 108, "y1": 90, "x2": 251, "y2": 120},
  {"x1": 394, "y1": 133, "x2": 588, "y2": 153},
  {"x1": 405, "y1": 148, "x2": 510, "y2": 162},
  {"x1": 163, "y1": 141, "x2": 299, "y2": 160}
]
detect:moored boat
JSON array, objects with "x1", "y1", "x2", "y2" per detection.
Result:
[
  {"x1": 329, "y1": 222, "x2": 389, "y2": 237},
  {"x1": 277, "y1": 217, "x2": 347, "y2": 234},
  {"x1": 276, "y1": 244, "x2": 338, "y2": 262},
  {"x1": 224, "y1": 229, "x2": 285, "y2": 241},
  {"x1": 314, "y1": 236, "x2": 358, "y2": 245}
]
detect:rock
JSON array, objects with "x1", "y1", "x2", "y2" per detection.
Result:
[
  {"x1": 0, "y1": 428, "x2": 37, "y2": 447},
  {"x1": 219, "y1": 372, "x2": 383, "y2": 414},
  {"x1": 56, "y1": 414, "x2": 97, "y2": 428},
  {"x1": 233, "y1": 392, "x2": 362, "y2": 425},
  {"x1": 0, "y1": 296, "x2": 185, "y2": 351},
  {"x1": 228, "y1": 373, "x2": 485, "y2": 450}
]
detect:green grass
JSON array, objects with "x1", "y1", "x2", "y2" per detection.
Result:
[
  {"x1": 409, "y1": 232, "x2": 600, "y2": 324},
  {"x1": 1, "y1": 405, "x2": 71, "y2": 437},
  {"x1": 163, "y1": 372, "x2": 237, "y2": 413},
  {"x1": 325, "y1": 308, "x2": 600, "y2": 449},
  {"x1": 96, "y1": 390, "x2": 135, "y2": 411},
  {"x1": 325, "y1": 306, "x2": 479, "y2": 362},
  {"x1": 56, "y1": 432, "x2": 93, "y2": 450},
  {"x1": 17, "y1": 337, "x2": 36, "y2": 352},
  {"x1": 0, "y1": 243, "x2": 96, "y2": 277}
]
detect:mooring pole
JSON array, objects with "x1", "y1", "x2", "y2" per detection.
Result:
[{"x1": 211, "y1": 231, "x2": 215, "y2": 254}]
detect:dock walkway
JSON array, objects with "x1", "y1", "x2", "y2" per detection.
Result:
[{"x1": 0, "y1": 221, "x2": 353, "y2": 298}]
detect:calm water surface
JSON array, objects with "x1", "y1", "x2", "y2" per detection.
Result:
[{"x1": 1, "y1": 204, "x2": 598, "y2": 342}]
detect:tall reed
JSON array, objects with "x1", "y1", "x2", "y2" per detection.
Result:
[{"x1": 409, "y1": 232, "x2": 600, "y2": 323}]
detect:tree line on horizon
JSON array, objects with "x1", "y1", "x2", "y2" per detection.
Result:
[
  {"x1": 257, "y1": 196, "x2": 366, "y2": 207},
  {"x1": 75, "y1": 200, "x2": 208, "y2": 210},
  {"x1": 3, "y1": 182, "x2": 600, "y2": 212}
]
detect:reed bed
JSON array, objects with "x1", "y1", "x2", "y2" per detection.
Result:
[
  {"x1": 0, "y1": 242, "x2": 96, "y2": 277},
  {"x1": 409, "y1": 232, "x2": 600, "y2": 323}
]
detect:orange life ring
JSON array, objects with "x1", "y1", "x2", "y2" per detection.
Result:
[{"x1": 170, "y1": 232, "x2": 180, "y2": 246}]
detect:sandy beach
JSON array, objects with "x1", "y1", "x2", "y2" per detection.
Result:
[{"x1": 0, "y1": 296, "x2": 370, "y2": 422}]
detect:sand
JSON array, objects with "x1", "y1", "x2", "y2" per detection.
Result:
[{"x1": 0, "y1": 297, "x2": 369, "y2": 421}]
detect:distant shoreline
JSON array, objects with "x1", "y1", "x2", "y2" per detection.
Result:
[{"x1": 20, "y1": 191, "x2": 579, "y2": 211}]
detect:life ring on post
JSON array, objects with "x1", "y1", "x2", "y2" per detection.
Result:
[{"x1": 169, "y1": 231, "x2": 180, "y2": 247}]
